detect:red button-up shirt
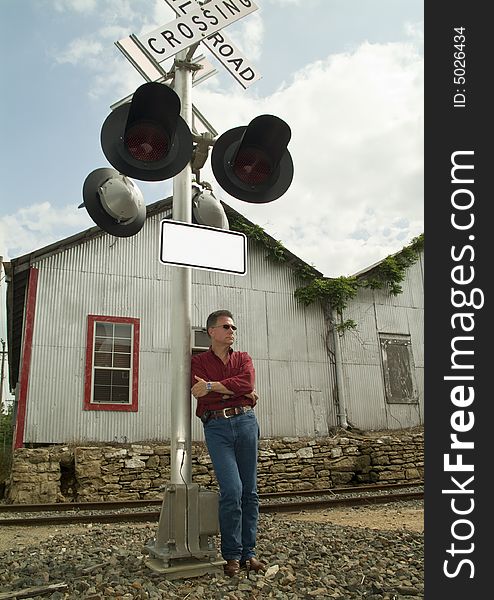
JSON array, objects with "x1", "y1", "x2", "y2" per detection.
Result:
[{"x1": 191, "y1": 347, "x2": 256, "y2": 417}]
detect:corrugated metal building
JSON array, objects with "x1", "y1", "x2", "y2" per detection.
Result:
[
  {"x1": 338, "y1": 255, "x2": 424, "y2": 430},
  {"x1": 3, "y1": 199, "x2": 423, "y2": 446}
]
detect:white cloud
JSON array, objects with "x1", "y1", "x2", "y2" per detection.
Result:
[
  {"x1": 224, "y1": 11, "x2": 264, "y2": 62},
  {"x1": 405, "y1": 20, "x2": 424, "y2": 51},
  {"x1": 52, "y1": 0, "x2": 149, "y2": 20},
  {"x1": 0, "y1": 203, "x2": 93, "y2": 261},
  {"x1": 193, "y1": 38, "x2": 423, "y2": 276},
  {"x1": 51, "y1": 0, "x2": 176, "y2": 99},
  {"x1": 52, "y1": 0, "x2": 98, "y2": 12},
  {"x1": 266, "y1": 0, "x2": 303, "y2": 5},
  {"x1": 55, "y1": 38, "x2": 103, "y2": 65}
]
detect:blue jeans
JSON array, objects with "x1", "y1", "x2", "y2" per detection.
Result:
[{"x1": 203, "y1": 410, "x2": 260, "y2": 561}]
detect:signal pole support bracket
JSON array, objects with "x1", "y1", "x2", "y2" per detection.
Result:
[{"x1": 144, "y1": 483, "x2": 224, "y2": 579}]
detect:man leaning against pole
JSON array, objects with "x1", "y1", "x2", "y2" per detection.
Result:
[{"x1": 191, "y1": 309, "x2": 265, "y2": 577}]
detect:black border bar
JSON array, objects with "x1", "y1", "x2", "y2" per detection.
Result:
[{"x1": 425, "y1": 3, "x2": 490, "y2": 597}]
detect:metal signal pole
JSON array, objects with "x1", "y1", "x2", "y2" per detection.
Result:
[
  {"x1": 144, "y1": 49, "x2": 223, "y2": 580},
  {"x1": 169, "y1": 49, "x2": 193, "y2": 486}
]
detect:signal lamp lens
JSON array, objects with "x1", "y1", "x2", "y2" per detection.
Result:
[
  {"x1": 125, "y1": 123, "x2": 169, "y2": 162},
  {"x1": 232, "y1": 148, "x2": 272, "y2": 185}
]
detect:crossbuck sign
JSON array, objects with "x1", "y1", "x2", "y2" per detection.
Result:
[
  {"x1": 140, "y1": 1, "x2": 257, "y2": 59},
  {"x1": 117, "y1": 1, "x2": 261, "y2": 94},
  {"x1": 162, "y1": 0, "x2": 261, "y2": 88}
]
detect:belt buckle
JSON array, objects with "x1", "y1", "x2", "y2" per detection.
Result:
[{"x1": 222, "y1": 408, "x2": 234, "y2": 418}]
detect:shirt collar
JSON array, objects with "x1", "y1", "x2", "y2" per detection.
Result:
[{"x1": 209, "y1": 346, "x2": 234, "y2": 359}]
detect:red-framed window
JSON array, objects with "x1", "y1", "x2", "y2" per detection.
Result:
[{"x1": 84, "y1": 315, "x2": 140, "y2": 411}]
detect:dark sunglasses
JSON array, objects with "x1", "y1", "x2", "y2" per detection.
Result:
[{"x1": 212, "y1": 324, "x2": 237, "y2": 331}]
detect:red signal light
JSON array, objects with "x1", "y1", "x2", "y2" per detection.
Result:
[
  {"x1": 100, "y1": 82, "x2": 192, "y2": 181},
  {"x1": 211, "y1": 114, "x2": 293, "y2": 204},
  {"x1": 125, "y1": 123, "x2": 169, "y2": 162},
  {"x1": 232, "y1": 148, "x2": 272, "y2": 185}
]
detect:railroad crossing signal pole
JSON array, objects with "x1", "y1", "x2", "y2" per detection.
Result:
[
  {"x1": 169, "y1": 49, "x2": 193, "y2": 487},
  {"x1": 144, "y1": 50, "x2": 225, "y2": 579}
]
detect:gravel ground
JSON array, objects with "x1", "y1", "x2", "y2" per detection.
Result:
[{"x1": 0, "y1": 502, "x2": 423, "y2": 600}]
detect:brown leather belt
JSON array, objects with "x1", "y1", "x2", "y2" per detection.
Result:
[{"x1": 207, "y1": 405, "x2": 253, "y2": 420}]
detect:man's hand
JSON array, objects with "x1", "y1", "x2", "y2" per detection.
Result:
[
  {"x1": 246, "y1": 389, "x2": 259, "y2": 406},
  {"x1": 191, "y1": 376, "x2": 209, "y2": 398}
]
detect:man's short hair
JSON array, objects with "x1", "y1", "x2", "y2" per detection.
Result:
[{"x1": 206, "y1": 310, "x2": 234, "y2": 335}]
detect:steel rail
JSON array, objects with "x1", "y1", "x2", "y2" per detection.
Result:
[
  {"x1": 0, "y1": 490, "x2": 423, "y2": 527},
  {"x1": 0, "y1": 481, "x2": 423, "y2": 514},
  {"x1": 260, "y1": 481, "x2": 422, "y2": 499},
  {"x1": 260, "y1": 491, "x2": 424, "y2": 513}
]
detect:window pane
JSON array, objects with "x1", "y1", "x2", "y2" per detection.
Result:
[
  {"x1": 94, "y1": 352, "x2": 112, "y2": 367},
  {"x1": 94, "y1": 337, "x2": 112, "y2": 352},
  {"x1": 112, "y1": 385, "x2": 130, "y2": 403},
  {"x1": 94, "y1": 385, "x2": 111, "y2": 403},
  {"x1": 387, "y1": 344, "x2": 414, "y2": 399},
  {"x1": 194, "y1": 329, "x2": 210, "y2": 348},
  {"x1": 94, "y1": 369, "x2": 111, "y2": 385},
  {"x1": 112, "y1": 370, "x2": 130, "y2": 386},
  {"x1": 114, "y1": 338, "x2": 131, "y2": 353},
  {"x1": 113, "y1": 353, "x2": 131, "y2": 368},
  {"x1": 95, "y1": 322, "x2": 113, "y2": 337},
  {"x1": 115, "y1": 323, "x2": 132, "y2": 338}
]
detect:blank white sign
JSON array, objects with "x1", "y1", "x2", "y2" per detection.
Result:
[{"x1": 160, "y1": 220, "x2": 247, "y2": 275}]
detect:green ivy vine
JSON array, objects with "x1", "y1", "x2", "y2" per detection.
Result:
[
  {"x1": 229, "y1": 216, "x2": 423, "y2": 334},
  {"x1": 362, "y1": 235, "x2": 424, "y2": 295},
  {"x1": 229, "y1": 219, "x2": 287, "y2": 263}
]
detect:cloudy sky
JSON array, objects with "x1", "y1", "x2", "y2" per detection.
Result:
[{"x1": 0, "y1": 0, "x2": 423, "y2": 278}]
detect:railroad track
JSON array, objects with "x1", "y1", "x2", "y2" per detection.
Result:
[{"x1": 0, "y1": 482, "x2": 423, "y2": 527}]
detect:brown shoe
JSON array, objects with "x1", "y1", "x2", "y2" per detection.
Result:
[
  {"x1": 241, "y1": 557, "x2": 266, "y2": 573},
  {"x1": 223, "y1": 559, "x2": 240, "y2": 577}
]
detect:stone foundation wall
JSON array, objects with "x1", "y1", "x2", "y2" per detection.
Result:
[{"x1": 6, "y1": 430, "x2": 423, "y2": 504}]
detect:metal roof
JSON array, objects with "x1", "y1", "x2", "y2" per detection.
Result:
[{"x1": 5, "y1": 197, "x2": 322, "y2": 275}]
